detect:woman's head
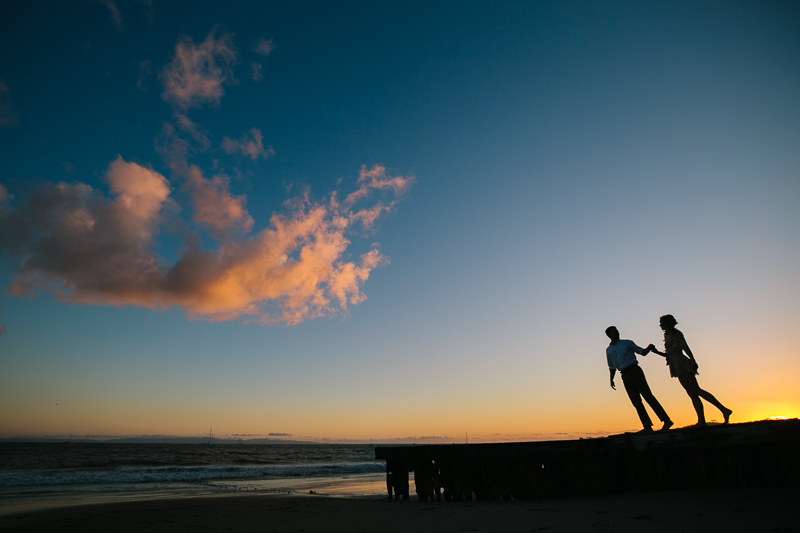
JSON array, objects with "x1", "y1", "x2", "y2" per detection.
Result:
[{"x1": 659, "y1": 314, "x2": 678, "y2": 330}]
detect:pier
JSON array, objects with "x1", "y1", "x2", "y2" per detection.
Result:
[{"x1": 374, "y1": 419, "x2": 800, "y2": 501}]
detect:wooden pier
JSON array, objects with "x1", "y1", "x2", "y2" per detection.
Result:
[{"x1": 374, "y1": 419, "x2": 800, "y2": 501}]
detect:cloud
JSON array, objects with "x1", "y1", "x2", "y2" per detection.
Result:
[
  {"x1": 268, "y1": 433, "x2": 292, "y2": 437},
  {"x1": 160, "y1": 29, "x2": 238, "y2": 110},
  {"x1": 341, "y1": 165, "x2": 415, "y2": 231},
  {"x1": 348, "y1": 202, "x2": 396, "y2": 231},
  {"x1": 1, "y1": 157, "x2": 172, "y2": 306},
  {"x1": 0, "y1": 30, "x2": 412, "y2": 328},
  {"x1": 0, "y1": 159, "x2": 414, "y2": 326},
  {"x1": 183, "y1": 164, "x2": 253, "y2": 236},
  {"x1": 96, "y1": 0, "x2": 123, "y2": 32},
  {"x1": 250, "y1": 61, "x2": 264, "y2": 82},
  {"x1": 174, "y1": 113, "x2": 211, "y2": 150},
  {"x1": 253, "y1": 38, "x2": 275, "y2": 56},
  {"x1": 156, "y1": 122, "x2": 193, "y2": 174},
  {"x1": 0, "y1": 80, "x2": 19, "y2": 128},
  {"x1": 221, "y1": 128, "x2": 273, "y2": 160}
]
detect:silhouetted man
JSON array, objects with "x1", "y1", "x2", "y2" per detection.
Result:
[{"x1": 606, "y1": 326, "x2": 673, "y2": 432}]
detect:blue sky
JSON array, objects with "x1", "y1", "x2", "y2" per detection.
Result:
[{"x1": 1, "y1": 1, "x2": 798, "y2": 441}]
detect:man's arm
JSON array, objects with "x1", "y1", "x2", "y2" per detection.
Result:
[
  {"x1": 632, "y1": 341, "x2": 653, "y2": 356},
  {"x1": 606, "y1": 350, "x2": 617, "y2": 390}
]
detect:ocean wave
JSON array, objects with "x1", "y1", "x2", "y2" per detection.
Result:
[{"x1": 0, "y1": 462, "x2": 384, "y2": 487}]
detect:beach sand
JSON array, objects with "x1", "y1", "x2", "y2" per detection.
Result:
[{"x1": 2, "y1": 487, "x2": 798, "y2": 532}]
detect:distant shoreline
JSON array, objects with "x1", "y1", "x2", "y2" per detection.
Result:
[
  {"x1": 0, "y1": 432, "x2": 623, "y2": 445},
  {"x1": 0, "y1": 437, "x2": 317, "y2": 444}
]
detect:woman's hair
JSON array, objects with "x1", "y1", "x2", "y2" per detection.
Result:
[{"x1": 660, "y1": 314, "x2": 678, "y2": 327}]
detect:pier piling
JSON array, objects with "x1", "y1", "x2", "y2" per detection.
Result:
[{"x1": 375, "y1": 419, "x2": 800, "y2": 501}]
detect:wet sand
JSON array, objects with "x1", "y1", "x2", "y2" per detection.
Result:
[{"x1": 2, "y1": 487, "x2": 798, "y2": 532}]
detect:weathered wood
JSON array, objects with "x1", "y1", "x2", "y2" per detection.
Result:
[
  {"x1": 375, "y1": 419, "x2": 800, "y2": 501},
  {"x1": 385, "y1": 459, "x2": 410, "y2": 500}
]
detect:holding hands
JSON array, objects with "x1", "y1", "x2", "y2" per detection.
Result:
[{"x1": 647, "y1": 343, "x2": 665, "y2": 356}]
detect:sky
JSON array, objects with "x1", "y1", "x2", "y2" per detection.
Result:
[{"x1": 0, "y1": 0, "x2": 798, "y2": 442}]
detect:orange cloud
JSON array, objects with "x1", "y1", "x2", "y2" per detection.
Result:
[
  {"x1": 0, "y1": 159, "x2": 413, "y2": 326},
  {"x1": 350, "y1": 202, "x2": 395, "y2": 231},
  {"x1": 328, "y1": 248, "x2": 388, "y2": 308},
  {"x1": 184, "y1": 164, "x2": 253, "y2": 236},
  {"x1": 107, "y1": 156, "x2": 172, "y2": 239},
  {"x1": 344, "y1": 164, "x2": 414, "y2": 206},
  {"x1": 160, "y1": 29, "x2": 238, "y2": 110},
  {"x1": 221, "y1": 128, "x2": 273, "y2": 160}
]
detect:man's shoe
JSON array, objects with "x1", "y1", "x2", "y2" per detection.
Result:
[
  {"x1": 660, "y1": 420, "x2": 674, "y2": 432},
  {"x1": 638, "y1": 427, "x2": 654, "y2": 433}
]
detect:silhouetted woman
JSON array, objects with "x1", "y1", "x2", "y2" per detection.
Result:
[{"x1": 651, "y1": 314, "x2": 732, "y2": 426}]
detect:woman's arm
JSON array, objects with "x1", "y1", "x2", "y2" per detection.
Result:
[
  {"x1": 680, "y1": 333, "x2": 697, "y2": 364},
  {"x1": 649, "y1": 344, "x2": 666, "y2": 357}
]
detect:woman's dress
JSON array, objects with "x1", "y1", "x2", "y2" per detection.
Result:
[{"x1": 664, "y1": 328, "x2": 698, "y2": 378}]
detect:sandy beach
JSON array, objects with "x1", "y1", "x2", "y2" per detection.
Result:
[{"x1": 2, "y1": 487, "x2": 798, "y2": 533}]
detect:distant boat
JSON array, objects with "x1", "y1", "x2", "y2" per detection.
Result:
[{"x1": 202, "y1": 428, "x2": 213, "y2": 446}]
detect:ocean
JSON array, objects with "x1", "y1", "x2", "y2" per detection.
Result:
[{"x1": 0, "y1": 443, "x2": 388, "y2": 515}]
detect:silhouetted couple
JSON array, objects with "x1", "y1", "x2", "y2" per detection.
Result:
[{"x1": 605, "y1": 315, "x2": 732, "y2": 433}]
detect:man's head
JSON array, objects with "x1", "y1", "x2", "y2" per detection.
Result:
[{"x1": 605, "y1": 326, "x2": 620, "y2": 342}]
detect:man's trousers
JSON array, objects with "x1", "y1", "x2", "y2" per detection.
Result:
[{"x1": 621, "y1": 364, "x2": 670, "y2": 428}]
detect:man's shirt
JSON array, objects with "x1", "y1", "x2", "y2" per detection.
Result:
[{"x1": 606, "y1": 339, "x2": 643, "y2": 371}]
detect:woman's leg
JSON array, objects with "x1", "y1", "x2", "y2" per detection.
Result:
[
  {"x1": 696, "y1": 388, "x2": 732, "y2": 423},
  {"x1": 678, "y1": 374, "x2": 705, "y2": 425},
  {"x1": 681, "y1": 374, "x2": 732, "y2": 423}
]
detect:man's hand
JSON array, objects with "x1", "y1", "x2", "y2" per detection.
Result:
[{"x1": 610, "y1": 379, "x2": 616, "y2": 390}]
